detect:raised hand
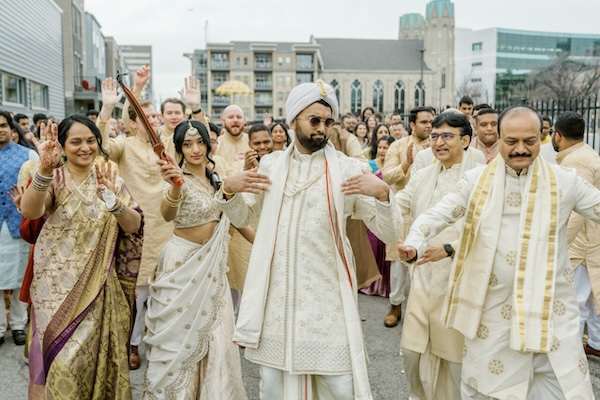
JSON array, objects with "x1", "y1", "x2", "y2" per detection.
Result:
[
  {"x1": 95, "y1": 162, "x2": 118, "y2": 202},
  {"x1": 32, "y1": 122, "x2": 62, "y2": 174},
  {"x1": 101, "y1": 77, "x2": 124, "y2": 108},
  {"x1": 222, "y1": 168, "x2": 271, "y2": 195},
  {"x1": 8, "y1": 185, "x2": 26, "y2": 210},
  {"x1": 340, "y1": 169, "x2": 389, "y2": 202},
  {"x1": 133, "y1": 64, "x2": 150, "y2": 91},
  {"x1": 178, "y1": 76, "x2": 201, "y2": 111}
]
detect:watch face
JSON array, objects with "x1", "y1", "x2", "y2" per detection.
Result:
[{"x1": 444, "y1": 244, "x2": 454, "y2": 256}]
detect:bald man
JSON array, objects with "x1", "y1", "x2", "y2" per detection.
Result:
[{"x1": 216, "y1": 105, "x2": 251, "y2": 164}]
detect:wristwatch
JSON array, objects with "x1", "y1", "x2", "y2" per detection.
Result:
[{"x1": 443, "y1": 243, "x2": 455, "y2": 258}]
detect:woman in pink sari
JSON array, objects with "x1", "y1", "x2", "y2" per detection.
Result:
[{"x1": 21, "y1": 115, "x2": 143, "y2": 399}]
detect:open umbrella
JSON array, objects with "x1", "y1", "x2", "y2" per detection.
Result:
[{"x1": 215, "y1": 80, "x2": 253, "y2": 95}]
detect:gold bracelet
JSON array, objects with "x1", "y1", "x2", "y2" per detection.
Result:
[
  {"x1": 221, "y1": 182, "x2": 235, "y2": 197},
  {"x1": 164, "y1": 190, "x2": 183, "y2": 208}
]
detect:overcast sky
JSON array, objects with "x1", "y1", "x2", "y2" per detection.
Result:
[{"x1": 86, "y1": 0, "x2": 600, "y2": 102}]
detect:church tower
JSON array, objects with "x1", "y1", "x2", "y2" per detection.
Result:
[
  {"x1": 398, "y1": 13, "x2": 424, "y2": 40},
  {"x1": 423, "y1": 0, "x2": 455, "y2": 109}
]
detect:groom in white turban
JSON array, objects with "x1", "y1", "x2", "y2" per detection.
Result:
[{"x1": 217, "y1": 80, "x2": 402, "y2": 399}]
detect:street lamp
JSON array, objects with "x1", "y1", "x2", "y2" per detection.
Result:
[{"x1": 419, "y1": 48, "x2": 425, "y2": 106}]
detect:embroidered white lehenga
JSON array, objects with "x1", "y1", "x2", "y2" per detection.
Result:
[{"x1": 143, "y1": 179, "x2": 247, "y2": 400}]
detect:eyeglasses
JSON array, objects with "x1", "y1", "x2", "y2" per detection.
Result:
[
  {"x1": 429, "y1": 133, "x2": 461, "y2": 142},
  {"x1": 300, "y1": 116, "x2": 335, "y2": 128}
]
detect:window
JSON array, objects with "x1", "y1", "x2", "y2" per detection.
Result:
[
  {"x1": 471, "y1": 61, "x2": 482, "y2": 67},
  {"x1": 441, "y1": 68, "x2": 446, "y2": 89},
  {"x1": 414, "y1": 81, "x2": 425, "y2": 107},
  {"x1": 285, "y1": 77, "x2": 291, "y2": 86},
  {"x1": 394, "y1": 81, "x2": 405, "y2": 114},
  {"x1": 278, "y1": 57, "x2": 283, "y2": 66},
  {"x1": 31, "y1": 81, "x2": 48, "y2": 108},
  {"x1": 296, "y1": 73, "x2": 312, "y2": 85},
  {"x1": 277, "y1": 76, "x2": 283, "y2": 85},
  {"x1": 243, "y1": 57, "x2": 248, "y2": 65},
  {"x1": 72, "y1": 5, "x2": 82, "y2": 38},
  {"x1": 472, "y1": 42, "x2": 483, "y2": 51},
  {"x1": 277, "y1": 92, "x2": 283, "y2": 101},
  {"x1": 296, "y1": 54, "x2": 313, "y2": 70},
  {"x1": 243, "y1": 76, "x2": 249, "y2": 84},
  {"x1": 330, "y1": 79, "x2": 340, "y2": 103},
  {"x1": 2, "y1": 73, "x2": 26, "y2": 105},
  {"x1": 285, "y1": 57, "x2": 291, "y2": 65},
  {"x1": 235, "y1": 57, "x2": 240, "y2": 66},
  {"x1": 278, "y1": 107, "x2": 283, "y2": 117},
  {"x1": 372, "y1": 80, "x2": 384, "y2": 113},
  {"x1": 350, "y1": 80, "x2": 362, "y2": 114}
]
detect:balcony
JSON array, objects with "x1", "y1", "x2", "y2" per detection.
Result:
[
  {"x1": 296, "y1": 64, "x2": 314, "y2": 71},
  {"x1": 211, "y1": 61, "x2": 230, "y2": 70},
  {"x1": 254, "y1": 62, "x2": 272, "y2": 70},
  {"x1": 212, "y1": 96, "x2": 230, "y2": 106},
  {"x1": 74, "y1": 76, "x2": 102, "y2": 93},
  {"x1": 254, "y1": 97, "x2": 273, "y2": 106},
  {"x1": 254, "y1": 81, "x2": 273, "y2": 91}
]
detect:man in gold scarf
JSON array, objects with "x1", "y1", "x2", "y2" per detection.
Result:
[{"x1": 399, "y1": 105, "x2": 600, "y2": 399}]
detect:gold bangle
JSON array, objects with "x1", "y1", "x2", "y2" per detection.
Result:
[
  {"x1": 164, "y1": 190, "x2": 183, "y2": 208},
  {"x1": 221, "y1": 182, "x2": 235, "y2": 197}
]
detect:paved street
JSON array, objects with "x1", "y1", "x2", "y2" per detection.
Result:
[{"x1": 1, "y1": 294, "x2": 600, "y2": 399}]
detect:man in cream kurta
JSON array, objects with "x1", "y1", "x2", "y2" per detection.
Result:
[
  {"x1": 397, "y1": 113, "x2": 482, "y2": 399},
  {"x1": 553, "y1": 112, "x2": 600, "y2": 356},
  {"x1": 381, "y1": 106, "x2": 434, "y2": 328},
  {"x1": 217, "y1": 81, "x2": 402, "y2": 400},
  {"x1": 399, "y1": 106, "x2": 600, "y2": 399}
]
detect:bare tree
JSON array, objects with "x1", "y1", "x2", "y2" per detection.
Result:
[
  {"x1": 455, "y1": 73, "x2": 487, "y2": 105},
  {"x1": 528, "y1": 54, "x2": 600, "y2": 99}
]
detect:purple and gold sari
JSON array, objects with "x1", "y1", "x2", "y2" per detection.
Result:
[{"x1": 28, "y1": 167, "x2": 143, "y2": 399}]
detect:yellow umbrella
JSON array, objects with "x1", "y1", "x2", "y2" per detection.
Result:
[{"x1": 215, "y1": 80, "x2": 253, "y2": 95}]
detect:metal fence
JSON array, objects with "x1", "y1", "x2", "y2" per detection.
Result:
[{"x1": 496, "y1": 97, "x2": 600, "y2": 152}]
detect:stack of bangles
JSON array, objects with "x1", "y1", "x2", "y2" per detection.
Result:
[
  {"x1": 108, "y1": 199, "x2": 127, "y2": 217},
  {"x1": 32, "y1": 171, "x2": 53, "y2": 191},
  {"x1": 164, "y1": 190, "x2": 183, "y2": 208}
]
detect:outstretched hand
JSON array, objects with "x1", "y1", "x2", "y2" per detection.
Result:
[
  {"x1": 179, "y1": 76, "x2": 201, "y2": 111},
  {"x1": 32, "y1": 122, "x2": 62, "y2": 174},
  {"x1": 8, "y1": 185, "x2": 26, "y2": 210},
  {"x1": 415, "y1": 244, "x2": 447, "y2": 265},
  {"x1": 95, "y1": 162, "x2": 117, "y2": 202},
  {"x1": 134, "y1": 64, "x2": 150, "y2": 91},
  {"x1": 222, "y1": 167, "x2": 271, "y2": 195},
  {"x1": 156, "y1": 157, "x2": 183, "y2": 186},
  {"x1": 340, "y1": 169, "x2": 389, "y2": 202},
  {"x1": 101, "y1": 77, "x2": 124, "y2": 108}
]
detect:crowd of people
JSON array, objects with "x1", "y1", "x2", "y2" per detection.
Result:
[{"x1": 1, "y1": 66, "x2": 600, "y2": 400}]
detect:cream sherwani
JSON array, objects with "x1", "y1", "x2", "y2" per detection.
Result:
[
  {"x1": 215, "y1": 132, "x2": 250, "y2": 165},
  {"x1": 397, "y1": 155, "x2": 482, "y2": 400},
  {"x1": 218, "y1": 145, "x2": 402, "y2": 399},
  {"x1": 404, "y1": 160, "x2": 600, "y2": 399},
  {"x1": 382, "y1": 135, "x2": 429, "y2": 192},
  {"x1": 99, "y1": 124, "x2": 174, "y2": 286}
]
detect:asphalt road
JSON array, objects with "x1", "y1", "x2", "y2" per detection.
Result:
[{"x1": 1, "y1": 294, "x2": 600, "y2": 399}]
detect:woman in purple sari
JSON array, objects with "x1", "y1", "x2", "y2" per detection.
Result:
[{"x1": 361, "y1": 135, "x2": 396, "y2": 297}]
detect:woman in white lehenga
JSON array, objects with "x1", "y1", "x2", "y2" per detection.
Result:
[{"x1": 143, "y1": 120, "x2": 248, "y2": 400}]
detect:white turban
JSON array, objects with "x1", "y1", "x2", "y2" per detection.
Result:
[{"x1": 285, "y1": 80, "x2": 339, "y2": 125}]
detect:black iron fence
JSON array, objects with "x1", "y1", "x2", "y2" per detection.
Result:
[{"x1": 496, "y1": 97, "x2": 600, "y2": 152}]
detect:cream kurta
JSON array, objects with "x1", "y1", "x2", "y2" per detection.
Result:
[
  {"x1": 396, "y1": 163, "x2": 465, "y2": 362},
  {"x1": 219, "y1": 148, "x2": 402, "y2": 375},
  {"x1": 215, "y1": 132, "x2": 250, "y2": 164},
  {"x1": 100, "y1": 126, "x2": 174, "y2": 285},
  {"x1": 382, "y1": 135, "x2": 429, "y2": 192},
  {"x1": 558, "y1": 142, "x2": 600, "y2": 310},
  {"x1": 404, "y1": 163, "x2": 600, "y2": 399}
]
